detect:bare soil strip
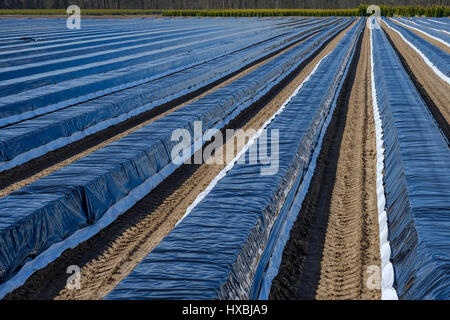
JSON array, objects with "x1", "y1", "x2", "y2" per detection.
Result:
[
  {"x1": 390, "y1": 18, "x2": 450, "y2": 54},
  {"x1": 382, "y1": 22, "x2": 450, "y2": 141},
  {"x1": 270, "y1": 25, "x2": 381, "y2": 300},
  {"x1": 0, "y1": 31, "x2": 317, "y2": 198},
  {"x1": 5, "y1": 21, "x2": 355, "y2": 300}
]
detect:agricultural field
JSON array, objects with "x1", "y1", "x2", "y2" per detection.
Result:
[{"x1": 0, "y1": 13, "x2": 448, "y2": 303}]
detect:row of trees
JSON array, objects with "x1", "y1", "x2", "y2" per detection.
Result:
[
  {"x1": 163, "y1": 8, "x2": 360, "y2": 16},
  {"x1": 358, "y1": 3, "x2": 449, "y2": 15},
  {"x1": 1, "y1": 1, "x2": 449, "y2": 9}
]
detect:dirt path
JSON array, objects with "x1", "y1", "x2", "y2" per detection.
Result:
[
  {"x1": 270, "y1": 24, "x2": 381, "y2": 300},
  {"x1": 390, "y1": 18, "x2": 450, "y2": 54},
  {"x1": 382, "y1": 20, "x2": 450, "y2": 139},
  {"x1": 5, "y1": 21, "x2": 355, "y2": 300}
]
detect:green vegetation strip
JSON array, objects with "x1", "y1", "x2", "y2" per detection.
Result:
[
  {"x1": 358, "y1": 4, "x2": 449, "y2": 17},
  {"x1": 0, "y1": 5, "x2": 448, "y2": 17},
  {"x1": 162, "y1": 9, "x2": 358, "y2": 17},
  {"x1": 0, "y1": 9, "x2": 162, "y2": 16},
  {"x1": 163, "y1": 6, "x2": 449, "y2": 17}
]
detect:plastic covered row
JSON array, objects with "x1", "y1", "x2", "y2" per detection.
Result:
[
  {"x1": 392, "y1": 17, "x2": 450, "y2": 44},
  {"x1": 412, "y1": 18, "x2": 450, "y2": 33},
  {"x1": 106, "y1": 18, "x2": 364, "y2": 300},
  {"x1": 0, "y1": 19, "x2": 353, "y2": 285},
  {"x1": 383, "y1": 18, "x2": 449, "y2": 77},
  {"x1": 0, "y1": 19, "x2": 305, "y2": 81},
  {"x1": 0, "y1": 19, "x2": 342, "y2": 171},
  {"x1": 372, "y1": 26, "x2": 449, "y2": 299},
  {"x1": 0, "y1": 18, "x2": 277, "y2": 56},
  {"x1": 417, "y1": 17, "x2": 450, "y2": 32},
  {"x1": 0, "y1": 18, "x2": 312, "y2": 118},
  {"x1": 0, "y1": 18, "x2": 298, "y2": 48},
  {"x1": 1, "y1": 25, "x2": 259, "y2": 78},
  {"x1": 0, "y1": 18, "x2": 327, "y2": 127}
]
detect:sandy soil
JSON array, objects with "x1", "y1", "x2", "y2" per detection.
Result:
[
  {"x1": 5, "y1": 21, "x2": 355, "y2": 300},
  {"x1": 382, "y1": 20, "x2": 450, "y2": 139},
  {"x1": 390, "y1": 18, "x2": 450, "y2": 54},
  {"x1": 270, "y1": 24, "x2": 381, "y2": 300}
]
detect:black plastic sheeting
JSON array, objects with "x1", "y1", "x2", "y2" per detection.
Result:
[
  {"x1": 0, "y1": 18, "x2": 303, "y2": 54},
  {"x1": 372, "y1": 27, "x2": 449, "y2": 299},
  {"x1": 0, "y1": 19, "x2": 353, "y2": 285},
  {"x1": 0, "y1": 19, "x2": 341, "y2": 166},
  {"x1": 106, "y1": 19, "x2": 364, "y2": 300},
  {"x1": 383, "y1": 18, "x2": 450, "y2": 77},
  {"x1": 0, "y1": 20, "x2": 299, "y2": 96},
  {"x1": 0, "y1": 19, "x2": 315, "y2": 123},
  {"x1": 1, "y1": 25, "x2": 273, "y2": 79},
  {"x1": 0, "y1": 18, "x2": 321, "y2": 127}
]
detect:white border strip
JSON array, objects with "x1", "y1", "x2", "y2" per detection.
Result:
[
  {"x1": 383, "y1": 19, "x2": 450, "y2": 85},
  {"x1": 369, "y1": 19, "x2": 398, "y2": 300},
  {"x1": 392, "y1": 18, "x2": 450, "y2": 47}
]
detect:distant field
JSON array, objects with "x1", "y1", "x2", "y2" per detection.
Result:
[
  {"x1": 0, "y1": 13, "x2": 448, "y2": 302},
  {"x1": 0, "y1": 5, "x2": 450, "y2": 17},
  {"x1": 161, "y1": 5, "x2": 450, "y2": 17},
  {"x1": 0, "y1": 6, "x2": 448, "y2": 17},
  {"x1": 162, "y1": 9, "x2": 359, "y2": 17},
  {"x1": 0, "y1": 9, "x2": 162, "y2": 16}
]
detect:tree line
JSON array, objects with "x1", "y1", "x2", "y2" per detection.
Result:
[{"x1": 1, "y1": 0, "x2": 449, "y2": 10}]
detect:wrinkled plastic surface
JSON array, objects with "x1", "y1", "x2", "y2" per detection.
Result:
[
  {"x1": 0, "y1": 19, "x2": 352, "y2": 285},
  {"x1": 392, "y1": 17, "x2": 450, "y2": 44},
  {"x1": 106, "y1": 19, "x2": 363, "y2": 300},
  {"x1": 0, "y1": 19, "x2": 318, "y2": 125},
  {"x1": 256, "y1": 19, "x2": 364, "y2": 299},
  {"x1": 0, "y1": 19, "x2": 340, "y2": 169},
  {"x1": 372, "y1": 27, "x2": 450, "y2": 299},
  {"x1": 383, "y1": 18, "x2": 449, "y2": 77},
  {"x1": 415, "y1": 18, "x2": 450, "y2": 33}
]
